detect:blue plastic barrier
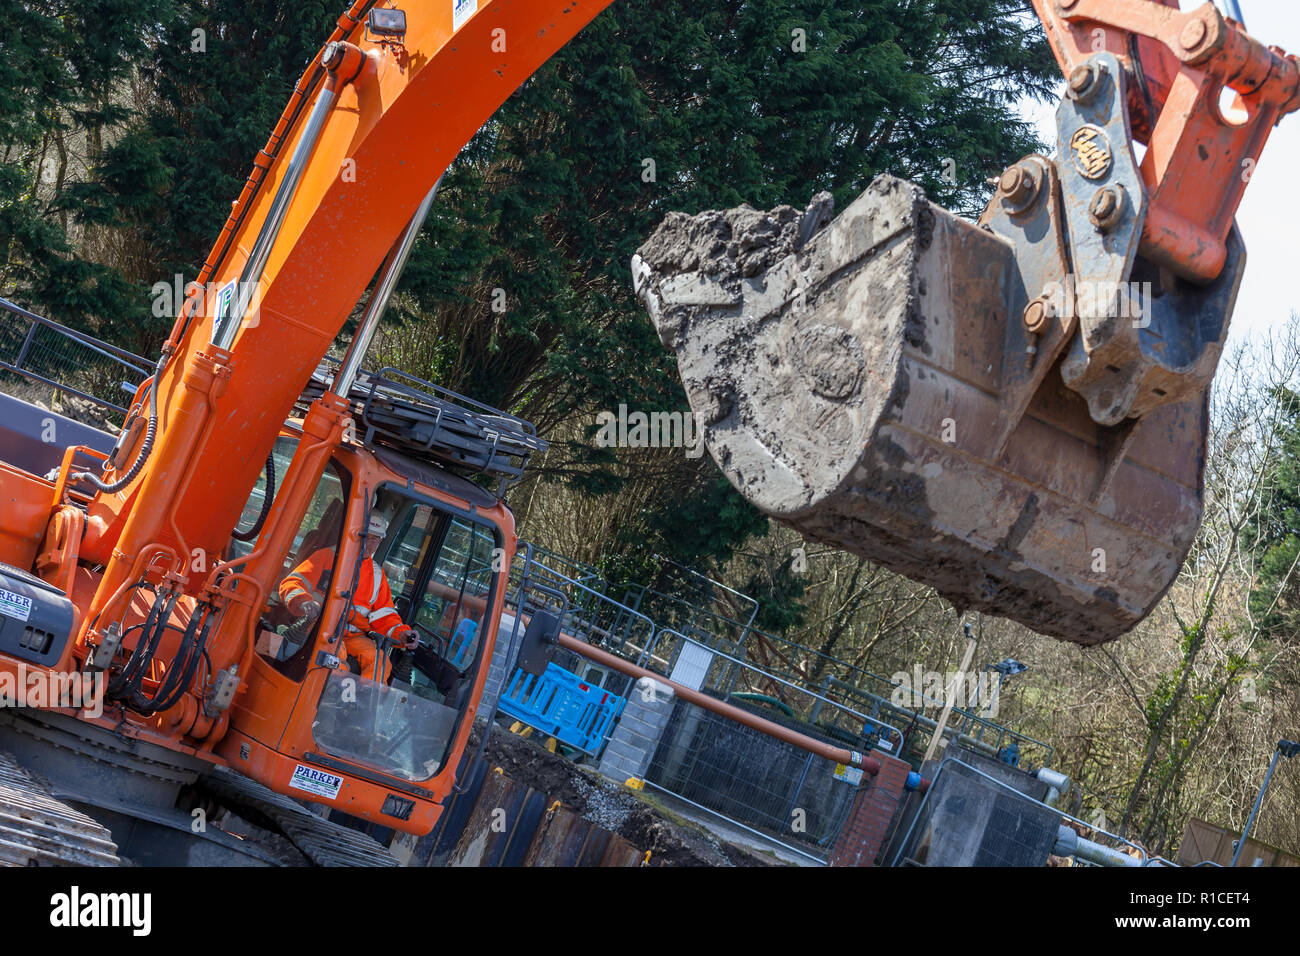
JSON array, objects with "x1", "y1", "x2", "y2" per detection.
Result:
[
  {"x1": 446, "y1": 618, "x2": 478, "y2": 668},
  {"x1": 498, "y1": 662, "x2": 626, "y2": 754}
]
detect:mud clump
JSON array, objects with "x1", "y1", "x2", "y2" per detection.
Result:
[
  {"x1": 636, "y1": 190, "x2": 833, "y2": 285},
  {"x1": 637, "y1": 204, "x2": 797, "y2": 282}
]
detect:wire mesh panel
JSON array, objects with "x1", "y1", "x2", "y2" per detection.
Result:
[
  {"x1": 822, "y1": 675, "x2": 1054, "y2": 768},
  {"x1": 655, "y1": 619, "x2": 1054, "y2": 771},
  {"x1": 635, "y1": 633, "x2": 906, "y2": 860},
  {"x1": 651, "y1": 631, "x2": 905, "y2": 754},
  {"x1": 525, "y1": 545, "x2": 602, "y2": 589},
  {"x1": 0, "y1": 298, "x2": 149, "y2": 421},
  {"x1": 644, "y1": 697, "x2": 857, "y2": 858}
]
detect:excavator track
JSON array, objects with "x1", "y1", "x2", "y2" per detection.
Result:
[
  {"x1": 201, "y1": 767, "x2": 399, "y2": 867},
  {"x1": 0, "y1": 752, "x2": 121, "y2": 866}
]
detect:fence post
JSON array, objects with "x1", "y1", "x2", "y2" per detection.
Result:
[
  {"x1": 13, "y1": 320, "x2": 39, "y2": 371},
  {"x1": 782, "y1": 752, "x2": 815, "y2": 827}
]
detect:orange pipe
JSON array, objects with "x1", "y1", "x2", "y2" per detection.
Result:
[{"x1": 555, "y1": 633, "x2": 881, "y2": 774}]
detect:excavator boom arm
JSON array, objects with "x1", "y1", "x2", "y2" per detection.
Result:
[{"x1": 81, "y1": 0, "x2": 618, "y2": 584}]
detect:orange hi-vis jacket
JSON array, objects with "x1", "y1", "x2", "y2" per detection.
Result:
[{"x1": 279, "y1": 548, "x2": 406, "y2": 641}]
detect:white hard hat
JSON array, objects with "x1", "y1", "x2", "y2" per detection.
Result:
[{"x1": 366, "y1": 514, "x2": 389, "y2": 538}]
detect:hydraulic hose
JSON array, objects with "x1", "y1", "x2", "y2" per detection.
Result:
[
  {"x1": 140, "y1": 605, "x2": 215, "y2": 715},
  {"x1": 231, "y1": 453, "x2": 276, "y2": 542},
  {"x1": 107, "y1": 585, "x2": 168, "y2": 697},
  {"x1": 106, "y1": 609, "x2": 155, "y2": 697},
  {"x1": 114, "y1": 588, "x2": 180, "y2": 702},
  {"x1": 73, "y1": 352, "x2": 166, "y2": 494},
  {"x1": 128, "y1": 606, "x2": 201, "y2": 713}
]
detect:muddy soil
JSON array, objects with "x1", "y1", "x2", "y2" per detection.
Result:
[{"x1": 474, "y1": 722, "x2": 785, "y2": 867}]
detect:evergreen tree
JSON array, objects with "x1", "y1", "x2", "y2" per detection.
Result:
[
  {"x1": 74, "y1": 0, "x2": 338, "y2": 352},
  {"x1": 0, "y1": 0, "x2": 171, "y2": 337}
]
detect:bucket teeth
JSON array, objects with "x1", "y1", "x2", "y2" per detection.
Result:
[{"x1": 636, "y1": 174, "x2": 1207, "y2": 646}]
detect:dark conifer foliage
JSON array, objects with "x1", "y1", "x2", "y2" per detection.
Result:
[{"x1": 0, "y1": 0, "x2": 1057, "y2": 599}]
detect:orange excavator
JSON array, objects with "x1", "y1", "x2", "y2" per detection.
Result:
[{"x1": 0, "y1": 0, "x2": 1291, "y2": 864}]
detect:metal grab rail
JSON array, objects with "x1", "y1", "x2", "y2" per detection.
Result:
[
  {"x1": 0, "y1": 297, "x2": 151, "y2": 368},
  {"x1": 637, "y1": 778, "x2": 827, "y2": 866},
  {"x1": 516, "y1": 553, "x2": 659, "y2": 666},
  {"x1": 510, "y1": 551, "x2": 617, "y2": 645}
]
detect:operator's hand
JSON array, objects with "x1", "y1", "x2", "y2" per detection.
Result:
[
  {"x1": 400, "y1": 628, "x2": 420, "y2": 650},
  {"x1": 291, "y1": 596, "x2": 322, "y2": 620}
]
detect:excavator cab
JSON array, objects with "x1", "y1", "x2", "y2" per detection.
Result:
[
  {"x1": 635, "y1": 1, "x2": 1298, "y2": 645},
  {"x1": 215, "y1": 366, "x2": 540, "y2": 831}
]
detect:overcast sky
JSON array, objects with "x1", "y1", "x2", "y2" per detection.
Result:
[{"x1": 1023, "y1": 1, "x2": 1298, "y2": 349}]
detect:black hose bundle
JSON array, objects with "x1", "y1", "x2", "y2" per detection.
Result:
[
  {"x1": 74, "y1": 352, "x2": 166, "y2": 494},
  {"x1": 108, "y1": 586, "x2": 177, "y2": 699},
  {"x1": 231, "y1": 452, "x2": 276, "y2": 542},
  {"x1": 134, "y1": 605, "x2": 215, "y2": 716}
]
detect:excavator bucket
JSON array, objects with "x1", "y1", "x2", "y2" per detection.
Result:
[
  {"x1": 633, "y1": 174, "x2": 1222, "y2": 646},
  {"x1": 633, "y1": 0, "x2": 1300, "y2": 647}
]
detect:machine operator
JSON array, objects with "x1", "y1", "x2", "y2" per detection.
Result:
[{"x1": 278, "y1": 514, "x2": 418, "y2": 683}]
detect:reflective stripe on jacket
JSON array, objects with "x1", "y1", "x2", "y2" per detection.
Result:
[{"x1": 279, "y1": 547, "x2": 405, "y2": 639}]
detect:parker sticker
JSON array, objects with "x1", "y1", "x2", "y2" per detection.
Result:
[
  {"x1": 0, "y1": 588, "x2": 32, "y2": 623},
  {"x1": 289, "y1": 763, "x2": 343, "y2": 799},
  {"x1": 452, "y1": 0, "x2": 477, "y2": 31},
  {"x1": 209, "y1": 278, "x2": 237, "y2": 344}
]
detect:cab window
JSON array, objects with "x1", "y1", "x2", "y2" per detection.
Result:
[
  {"x1": 410, "y1": 517, "x2": 496, "y2": 670},
  {"x1": 312, "y1": 488, "x2": 502, "y2": 782},
  {"x1": 229, "y1": 436, "x2": 300, "y2": 561},
  {"x1": 251, "y1": 454, "x2": 350, "y2": 678}
]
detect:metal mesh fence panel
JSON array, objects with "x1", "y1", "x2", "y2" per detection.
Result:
[
  {"x1": 645, "y1": 696, "x2": 857, "y2": 859},
  {"x1": 0, "y1": 299, "x2": 149, "y2": 423}
]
